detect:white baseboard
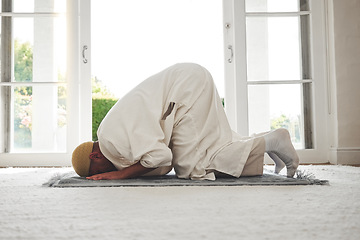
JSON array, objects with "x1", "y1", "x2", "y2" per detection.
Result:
[{"x1": 330, "y1": 147, "x2": 360, "y2": 165}]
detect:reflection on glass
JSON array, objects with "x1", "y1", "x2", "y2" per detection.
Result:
[
  {"x1": 248, "y1": 84, "x2": 303, "y2": 149},
  {"x1": 13, "y1": 17, "x2": 66, "y2": 82},
  {"x1": 13, "y1": 86, "x2": 66, "y2": 152},
  {"x1": 245, "y1": 0, "x2": 301, "y2": 13},
  {"x1": 246, "y1": 16, "x2": 301, "y2": 81}
]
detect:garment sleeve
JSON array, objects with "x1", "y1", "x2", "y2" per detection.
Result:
[
  {"x1": 140, "y1": 145, "x2": 173, "y2": 168},
  {"x1": 134, "y1": 114, "x2": 173, "y2": 168},
  {"x1": 99, "y1": 92, "x2": 173, "y2": 169}
]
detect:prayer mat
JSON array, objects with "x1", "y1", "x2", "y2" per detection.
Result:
[{"x1": 43, "y1": 170, "x2": 329, "y2": 188}]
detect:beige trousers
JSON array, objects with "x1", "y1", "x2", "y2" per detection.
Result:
[
  {"x1": 149, "y1": 136, "x2": 266, "y2": 178},
  {"x1": 240, "y1": 137, "x2": 265, "y2": 176},
  {"x1": 213, "y1": 136, "x2": 265, "y2": 178}
]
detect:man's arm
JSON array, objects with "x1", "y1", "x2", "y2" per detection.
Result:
[{"x1": 86, "y1": 161, "x2": 156, "y2": 180}]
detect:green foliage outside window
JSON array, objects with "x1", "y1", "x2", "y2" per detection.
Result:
[
  {"x1": 15, "y1": 40, "x2": 33, "y2": 82},
  {"x1": 270, "y1": 114, "x2": 290, "y2": 130},
  {"x1": 92, "y1": 98, "x2": 117, "y2": 141},
  {"x1": 14, "y1": 39, "x2": 33, "y2": 148},
  {"x1": 271, "y1": 114, "x2": 301, "y2": 144},
  {"x1": 13, "y1": 39, "x2": 67, "y2": 148},
  {"x1": 91, "y1": 77, "x2": 118, "y2": 141}
]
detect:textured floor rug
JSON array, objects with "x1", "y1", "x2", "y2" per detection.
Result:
[{"x1": 44, "y1": 170, "x2": 329, "y2": 187}]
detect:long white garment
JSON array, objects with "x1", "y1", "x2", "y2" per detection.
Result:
[{"x1": 97, "y1": 63, "x2": 255, "y2": 180}]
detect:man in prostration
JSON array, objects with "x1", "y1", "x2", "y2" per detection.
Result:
[{"x1": 72, "y1": 63, "x2": 299, "y2": 181}]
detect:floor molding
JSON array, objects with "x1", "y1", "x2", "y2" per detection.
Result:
[{"x1": 330, "y1": 147, "x2": 360, "y2": 165}]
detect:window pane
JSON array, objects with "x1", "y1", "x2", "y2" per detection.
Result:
[
  {"x1": 91, "y1": 0, "x2": 225, "y2": 99},
  {"x1": 13, "y1": 86, "x2": 33, "y2": 150},
  {"x1": 1, "y1": 0, "x2": 68, "y2": 156},
  {"x1": 12, "y1": 85, "x2": 67, "y2": 152},
  {"x1": 246, "y1": 16, "x2": 302, "y2": 81},
  {"x1": 248, "y1": 84, "x2": 304, "y2": 149},
  {"x1": 245, "y1": 0, "x2": 308, "y2": 13},
  {"x1": 13, "y1": 16, "x2": 66, "y2": 82},
  {"x1": 8, "y1": 0, "x2": 66, "y2": 13}
]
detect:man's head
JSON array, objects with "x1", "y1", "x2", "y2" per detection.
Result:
[
  {"x1": 72, "y1": 141, "x2": 117, "y2": 177},
  {"x1": 72, "y1": 142, "x2": 94, "y2": 177}
]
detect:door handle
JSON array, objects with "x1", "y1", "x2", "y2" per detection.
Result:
[
  {"x1": 227, "y1": 45, "x2": 233, "y2": 63},
  {"x1": 82, "y1": 45, "x2": 88, "y2": 64}
]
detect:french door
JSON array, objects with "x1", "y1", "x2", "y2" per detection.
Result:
[
  {"x1": 223, "y1": 0, "x2": 328, "y2": 163},
  {"x1": 0, "y1": 0, "x2": 91, "y2": 166}
]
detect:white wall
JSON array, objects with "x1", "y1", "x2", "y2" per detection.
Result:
[{"x1": 328, "y1": 0, "x2": 360, "y2": 164}]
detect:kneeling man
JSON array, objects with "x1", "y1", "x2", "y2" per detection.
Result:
[{"x1": 72, "y1": 63, "x2": 299, "y2": 181}]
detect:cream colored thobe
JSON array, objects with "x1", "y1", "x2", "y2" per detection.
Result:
[{"x1": 97, "y1": 63, "x2": 260, "y2": 180}]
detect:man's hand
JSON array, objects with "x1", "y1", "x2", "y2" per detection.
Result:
[
  {"x1": 86, "y1": 161, "x2": 156, "y2": 181},
  {"x1": 86, "y1": 171, "x2": 124, "y2": 180}
]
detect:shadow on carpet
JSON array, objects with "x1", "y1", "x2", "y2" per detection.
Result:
[{"x1": 43, "y1": 170, "x2": 329, "y2": 188}]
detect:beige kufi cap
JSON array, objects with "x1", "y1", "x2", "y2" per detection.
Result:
[{"x1": 72, "y1": 141, "x2": 93, "y2": 177}]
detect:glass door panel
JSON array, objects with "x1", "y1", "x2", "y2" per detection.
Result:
[
  {"x1": 245, "y1": 0, "x2": 304, "y2": 12},
  {"x1": 246, "y1": 16, "x2": 302, "y2": 81},
  {"x1": 0, "y1": 0, "x2": 67, "y2": 154},
  {"x1": 248, "y1": 84, "x2": 303, "y2": 149},
  {"x1": 12, "y1": 85, "x2": 67, "y2": 153},
  {"x1": 244, "y1": 0, "x2": 312, "y2": 149},
  {"x1": 13, "y1": 16, "x2": 67, "y2": 83}
]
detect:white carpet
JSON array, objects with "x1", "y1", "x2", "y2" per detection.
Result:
[{"x1": 0, "y1": 165, "x2": 359, "y2": 240}]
